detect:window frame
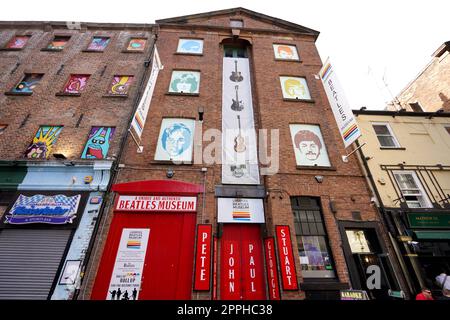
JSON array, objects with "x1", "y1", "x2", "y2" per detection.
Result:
[
  {"x1": 1, "y1": 35, "x2": 31, "y2": 50},
  {"x1": 83, "y1": 36, "x2": 111, "y2": 52},
  {"x1": 372, "y1": 122, "x2": 401, "y2": 148},
  {"x1": 273, "y1": 43, "x2": 301, "y2": 62},
  {"x1": 123, "y1": 37, "x2": 148, "y2": 53},
  {"x1": 166, "y1": 69, "x2": 201, "y2": 96},
  {"x1": 392, "y1": 170, "x2": 433, "y2": 208},
  {"x1": 175, "y1": 38, "x2": 204, "y2": 56},
  {"x1": 42, "y1": 35, "x2": 71, "y2": 52},
  {"x1": 279, "y1": 75, "x2": 314, "y2": 102}
]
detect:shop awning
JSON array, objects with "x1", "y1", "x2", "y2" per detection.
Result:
[{"x1": 415, "y1": 231, "x2": 450, "y2": 240}]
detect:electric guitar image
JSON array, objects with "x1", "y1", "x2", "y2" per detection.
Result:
[
  {"x1": 231, "y1": 85, "x2": 244, "y2": 111},
  {"x1": 234, "y1": 115, "x2": 246, "y2": 153},
  {"x1": 229, "y1": 60, "x2": 243, "y2": 82}
]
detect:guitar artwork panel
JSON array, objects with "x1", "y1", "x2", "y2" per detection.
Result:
[{"x1": 222, "y1": 57, "x2": 260, "y2": 185}]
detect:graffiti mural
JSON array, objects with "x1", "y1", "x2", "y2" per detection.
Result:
[
  {"x1": 47, "y1": 36, "x2": 70, "y2": 50},
  {"x1": 87, "y1": 37, "x2": 110, "y2": 51},
  {"x1": 169, "y1": 71, "x2": 200, "y2": 94},
  {"x1": 24, "y1": 126, "x2": 63, "y2": 159},
  {"x1": 12, "y1": 74, "x2": 43, "y2": 93},
  {"x1": 279, "y1": 76, "x2": 311, "y2": 100},
  {"x1": 273, "y1": 44, "x2": 299, "y2": 60},
  {"x1": 81, "y1": 127, "x2": 115, "y2": 159},
  {"x1": 177, "y1": 39, "x2": 203, "y2": 54},
  {"x1": 6, "y1": 36, "x2": 30, "y2": 49},
  {"x1": 127, "y1": 38, "x2": 146, "y2": 51},
  {"x1": 63, "y1": 75, "x2": 89, "y2": 94},
  {"x1": 108, "y1": 76, "x2": 134, "y2": 95}
]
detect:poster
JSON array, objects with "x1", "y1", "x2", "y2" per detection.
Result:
[
  {"x1": 168, "y1": 70, "x2": 200, "y2": 94},
  {"x1": 154, "y1": 118, "x2": 195, "y2": 162},
  {"x1": 319, "y1": 58, "x2": 361, "y2": 148},
  {"x1": 222, "y1": 57, "x2": 260, "y2": 184},
  {"x1": 127, "y1": 38, "x2": 146, "y2": 51},
  {"x1": 81, "y1": 127, "x2": 115, "y2": 160},
  {"x1": 177, "y1": 39, "x2": 203, "y2": 54},
  {"x1": 63, "y1": 75, "x2": 89, "y2": 94},
  {"x1": 289, "y1": 124, "x2": 331, "y2": 167},
  {"x1": 108, "y1": 76, "x2": 134, "y2": 95},
  {"x1": 273, "y1": 44, "x2": 299, "y2": 60},
  {"x1": 279, "y1": 76, "x2": 311, "y2": 100},
  {"x1": 24, "y1": 126, "x2": 63, "y2": 159},
  {"x1": 12, "y1": 74, "x2": 43, "y2": 93},
  {"x1": 217, "y1": 198, "x2": 265, "y2": 223},
  {"x1": 107, "y1": 228, "x2": 150, "y2": 300}
]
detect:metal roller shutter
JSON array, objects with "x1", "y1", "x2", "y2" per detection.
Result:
[{"x1": 0, "y1": 229, "x2": 71, "y2": 300}]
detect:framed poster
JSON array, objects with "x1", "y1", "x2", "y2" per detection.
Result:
[
  {"x1": 81, "y1": 127, "x2": 115, "y2": 160},
  {"x1": 290, "y1": 124, "x2": 331, "y2": 167},
  {"x1": 154, "y1": 118, "x2": 195, "y2": 162},
  {"x1": 280, "y1": 76, "x2": 311, "y2": 100},
  {"x1": 168, "y1": 70, "x2": 200, "y2": 94},
  {"x1": 59, "y1": 260, "x2": 82, "y2": 285},
  {"x1": 273, "y1": 44, "x2": 299, "y2": 60},
  {"x1": 217, "y1": 198, "x2": 265, "y2": 223},
  {"x1": 177, "y1": 39, "x2": 203, "y2": 54}
]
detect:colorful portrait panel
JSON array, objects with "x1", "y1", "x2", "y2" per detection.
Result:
[
  {"x1": 168, "y1": 71, "x2": 200, "y2": 94},
  {"x1": 280, "y1": 76, "x2": 311, "y2": 100},
  {"x1": 12, "y1": 74, "x2": 43, "y2": 93},
  {"x1": 47, "y1": 36, "x2": 70, "y2": 50},
  {"x1": 6, "y1": 36, "x2": 30, "y2": 49},
  {"x1": 273, "y1": 44, "x2": 300, "y2": 60},
  {"x1": 108, "y1": 75, "x2": 134, "y2": 95},
  {"x1": 154, "y1": 118, "x2": 195, "y2": 162},
  {"x1": 177, "y1": 39, "x2": 203, "y2": 54},
  {"x1": 81, "y1": 127, "x2": 115, "y2": 160},
  {"x1": 87, "y1": 37, "x2": 110, "y2": 51},
  {"x1": 290, "y1": 124, "x2": 331, "y2": 167},
  {"x1": 24, "y1": 126, "x2": 63, "y2": 159},
  {"x1": 63, "y1": 75, "x2": 89, "y2": 94},
  {"x1": 127, "y1": 38, "x2": 147, "y2": 51}
]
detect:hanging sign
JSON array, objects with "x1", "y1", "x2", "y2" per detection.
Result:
[
  {"x1": 194, "y1": 224, "x2": 212, "y2": 291},
  {"x1": 340, "y1": 289, "x2": 370, "y2": 300},
  {"x1": 264, "y1": 238, "x2": 281, "y2": 300},
  {"x1": 107, "y1": 228, "x2": 150, "y2": 300},
  {"x1": 217, "y1": 198, "x2": 265, "y2": 223},
  {"x1": 319, "y1": 58, "x2": 361, "y2": 148},
  {"x1": 6, "y1": 194, "x2": 81, "y2": 225},
  {"x1": 116, "y1": 195, "x2": 197, "y2": 213},
  {"x1": 275, "y1": 225, "x2": 298, "y2": 290}
]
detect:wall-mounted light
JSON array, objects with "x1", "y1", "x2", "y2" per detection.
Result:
[
  {"x1": 198, "y1": 106, "x2": 204, "y2": 122},
  {"x1": 53, "y1": 153, "x2": 67, "y2": 160},
  {"x1": 166, "y1": 168, "x2": 174, "y2": 178},
  {"x1": 314, "y1": 175, "x2": 323, "y2": 183}
]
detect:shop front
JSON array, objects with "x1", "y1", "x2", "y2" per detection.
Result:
[{"x1": 91, "y1": 180, "x2": 204, "y2": 300}]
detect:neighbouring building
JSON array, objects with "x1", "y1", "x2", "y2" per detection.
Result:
[
  {"x1": 82, "y1": 7, "x2": 404, "y2": 301},
  {"x1": 353, "y1": 109, "x2": 450, "y2": 298},
  {"x1": 0, "y1": 21, "x2": 155, "y2": 299},
  {"x1": 387, "y1": 41, "x2": 450, "y2": 113}
]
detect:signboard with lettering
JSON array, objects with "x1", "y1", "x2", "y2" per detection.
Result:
[
  {"x1": 217, "y1": 198, "x2": 265, "y2": 223},
  {"x1": 194, "y1": 224, "x2": 212, "y2": 291},
  {"x1": 408, "y1": 213, "x2": 450, "y2": 229},
  {"x1": 340, "y1": 289, "x2": 370, "y2": 300},
  {"x1": 275, "y1": 225, "x2": 298, "y2": 290},
  {"x1": 115, "y1": 195, "x2": 197, "y2": 213},
  {"x1": 264, "y1": 238, "x2": 281, "y2": 300}
]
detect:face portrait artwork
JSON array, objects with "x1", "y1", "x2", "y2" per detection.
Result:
[
  {"x1": 177, "y1": 39, "x2": 203, "y2": 54},
  {"x1": 280, "y1": 77, "x2": 311, "y2": 100},
  {"x1": 290, "y1": 124, "x2": 331, "y2": 167},
  {"x1": 273, "y1": 44, "x2": 299, "y2": 60},
  {"x1": 155, "y1": 119, "x2": 195, "y2": 162},
  {"x1": 81, "y1": 127, "x2": 115, "y2": 160},
  {"x1": 169, "y1": 71, "x2": 200, "y2": 94},
  {"x1": 24, "y1": 126, "x2": 63, "y2": 159}
]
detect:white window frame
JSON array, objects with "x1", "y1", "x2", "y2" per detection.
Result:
[
  {"x1": 372, "y1": 122, "x2": 400, "y2": 148},
  {"x1": 393, "y1": 171, "x2": 432, "y2": 208}
]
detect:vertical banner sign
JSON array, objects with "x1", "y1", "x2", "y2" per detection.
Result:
[
  {"x1": 107, "y1": 228, "x2": 150, "y2": 300},
  {"x1": 241, "y1": 239, "x2": 265, "y2": 299},
  {"x1": 194, "y1": 224, "x2": 212, "y2": 291},
  {"x1": 264, "y1": 238, "x2": 281, "y2": 300},
  {"x1": 275, "y1": 226, "x2": 298, "y2": 290},
  {"x1": 130, "y1": 46, "x2": 163, "y2": 142},
  {"x1": 222, "y1": 57, "x2": 260, "y2": 184},
  {"x1": 319, "y1": 58, "x2": 361, "y2": 148},
  {"x1": 221, "y1": 240, "x2": 241, "y2": 299}
]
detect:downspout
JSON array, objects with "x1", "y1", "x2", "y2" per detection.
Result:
[{"x1": 76, "y1": 25, "x2": 159, "y2": 300}]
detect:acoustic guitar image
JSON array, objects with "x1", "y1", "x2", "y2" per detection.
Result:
[
  {"x1": 231, "y1": 85, "x2": 244, "y2": 111},
  {"x1": 229, "y1": 60, "x2": 244, "y2": 82},
  {"x1": 234, "y1": 115, "x2": 246, "y2": 153}
]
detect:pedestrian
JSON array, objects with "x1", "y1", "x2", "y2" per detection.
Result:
[{"x1": 415, "y1": 288, "x2": 434, "y2": 300}]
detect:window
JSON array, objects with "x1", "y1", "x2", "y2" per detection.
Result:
[
  {"x1": 223, "y1": 45, "x2": 247, "y2": 58},
  {"x1": 372, "y1": 123, "x2": 400, "y2": 147},
  {"x1": 62, "y1": 74, "x2": 90, "y2": 94},
  {"x1": 291, "y1": 197, "x2": 336, "y2": 278},
  {"x1": 280, "y1": 76, "x2": 311, "y2": 100},
  {"x1": 81, "y1": 127, "x2": 115, "y2": 160},
  {"x1": 177, "y1": 39, "x2": 203, "y2": 55},
  {"x1": 4, "y1": 35, "x2": 30, "y2": 49},
  {"x1": 273, "y1": 44, "x2": 300, "y2": 61},
  {"x1": 168, "y1": 70, "x2": 200, "y2": 94},
  {"x1": 86, "y1": 37, "x2": 110, "y2": 51},
  {"x1": 409, "y1": 102, "x2": 423, "y2": 112},
  {"x1": 154, "y1": 118, "x2": 195, "y2": 162},
  {"x1": 46, "y1": 36, "x2": 70, "y2": 50},
  {"x1": 108, "y1": 75, "x2": 134, "y2": 96},
  {"x1": 230, "y1": 19, "x2": 244, "y2": 28},
  {"x1": 126, "y1": 38, "x2": 147, "y2": 52},
  {"x1": 289, "y1": 124, "x2": 331, "y2": 167},
  {"x1": 24, "y1": 126, "x2": 63, "y2": 159},
  {"x1": 11, "y1": 73, "x2": 43, "y2": 93},
  {"x1": 393, "y1": 171, "x2": 432, "y2": 208}
]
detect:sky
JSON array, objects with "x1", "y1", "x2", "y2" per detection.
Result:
[{"x1": 1, "y1": 0, "x2": 449, "y2": 110}]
